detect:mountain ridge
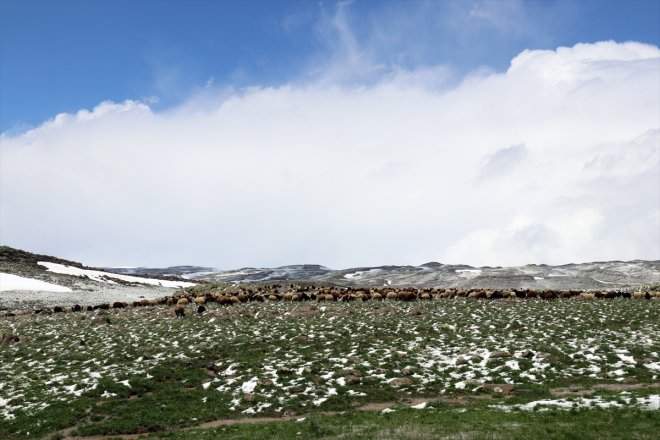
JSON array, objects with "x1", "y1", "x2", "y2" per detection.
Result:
[{"x1": 2, "y1": 246, "x2": 659, "y2": 291}]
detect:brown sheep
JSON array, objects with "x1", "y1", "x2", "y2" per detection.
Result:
[
  {"x1": 194, "y1": 296, "x2": 206, "y2": 305},
  {"x1": 542, "y1": 291, "x2": 558, "y2": 300},
  {"x1": 177, "y1": 298, "x2": 189, "y2": 306},
  {"x1": 420, "y1": 292, "x2": 432, "y2": 300},
  {"x1": 175, "y1": 304, "x2": 185, "y2": 317},
  {"x1": 268, "y1": 294, "x2": 278, "y2": 302},
  {"x1": 397, "y1": 291, "x2": 417, "y2": 301},
  {"x1": 579, "y1": 292, "x2": 596, "y2": 300},
  {"x1": 112, "y1": 302, "x2": 127, "y2": 309}
]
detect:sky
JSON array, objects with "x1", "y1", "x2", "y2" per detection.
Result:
[{"x1": 1, "y1": 0, "x2": 659, "y2": 268}]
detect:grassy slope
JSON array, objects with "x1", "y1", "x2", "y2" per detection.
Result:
[{"x1": 0, "y1": 299, "x2": 658, "y2": 439}]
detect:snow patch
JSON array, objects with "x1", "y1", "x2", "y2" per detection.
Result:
[
  {"x1": 0, "y1": 273, "x2": 72, "y2": 292},
  {"x1": 38, "y1": 262, "x2": 195, "y2": 288}
]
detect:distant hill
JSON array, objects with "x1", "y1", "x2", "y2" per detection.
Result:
[
  {"x1": 193, "y1": 260, "x2": 660, "y2": 290},
  {"x1": 3, "y1": 246, "x2": 659, "y2": 291},
  {"x1": 102, "y1": 265, "x2": 216, "y2": 278}
]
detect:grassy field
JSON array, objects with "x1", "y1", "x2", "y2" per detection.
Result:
[{"x1": 1, "y1": 298, "x2": 658, "y2": 439}]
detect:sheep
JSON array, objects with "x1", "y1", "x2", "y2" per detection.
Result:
[
  {"x1": 174, "y1": 304, "x2": 185, "y2": 317},
  {"x1": 397, "y1": 291, "x2": 417, "y2": 301},
  {"x1": 194, "y1": 296, "x2": 206, "y2": 305},
  {"x1": 177, "y1": 298, "x2": 189, "y2": 306},
  {"x1": 197, "y1": 305, "x2": 206, "y2": 315},
  {"x1": 112, "y1": 302, "x2": 127, "y2": 309},
  {"x1": 579, "y1": 292, "x2": 596, "y2": 300},
  {"x1": 542, "y1": 291, "x2": 558, "y2": 300}
]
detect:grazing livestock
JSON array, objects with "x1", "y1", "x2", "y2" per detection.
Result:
[
  {"x1": 197, "y1": 305, "x2": 206, "y2": 314},
  {"x1": 174, "y1": 304, "x2": 185, "y2": 317},
  {"x1": 542, "y1": 291, "x2": 558, "y2": 300},
  {"x1": 177, "y1": 298, "x2": 189, "y2": 306}
]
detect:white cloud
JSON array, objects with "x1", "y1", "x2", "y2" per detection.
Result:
[{"x1": 1, "y1": 41, "x2": 658, "y2": 268}]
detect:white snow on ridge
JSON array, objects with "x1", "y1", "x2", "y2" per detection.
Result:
[
  {"x1": 37, "y1": 262, "x2": 195, "y2": 288},
  {"x1": 0, "y1": 273, "x2": 72, "y2": 292},
  {"x1": 456, "y1": 269, "x2": 482, "y2": 279}
]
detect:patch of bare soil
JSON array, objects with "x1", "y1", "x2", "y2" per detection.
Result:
[{"x1": 550, "y1": 381, "x2": 660, "y2": 396}]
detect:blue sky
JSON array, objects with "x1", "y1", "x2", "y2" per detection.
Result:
[
  {"x1": 2, "y1": 0, "x2": 659, "y2": 133},
  {"x1": 1, "y1": 1, "x2": 659, "y2": 267}
]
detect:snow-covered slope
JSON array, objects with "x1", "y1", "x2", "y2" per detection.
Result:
[
  {"x1": 0, "y1": 273, "x2": 72, "y2": 292},
  {"x1": 0, "y1": 246, "x2": 197, "y2": 309},
  {"x1": 38, "y1": 262, "x2": 195, "y2": 288},
  {"x1": 197, "y1": 261, "x2": 660, "y2": 290}
]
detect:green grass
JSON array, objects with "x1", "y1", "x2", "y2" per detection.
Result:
[
  {"x1": 144, "y1": 406, "x2": 660, "y2": 439},
  {"x1": 0, "y1": 298, "x2": 658, "y2": 438}
]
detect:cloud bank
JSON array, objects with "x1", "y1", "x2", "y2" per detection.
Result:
[{"x1": 1, "y1": 40, "x2": 659, "y2": 268}]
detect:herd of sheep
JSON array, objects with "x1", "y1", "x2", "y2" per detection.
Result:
[{"x1": 3, "y1": 284, "x2": 657, "y2": 318}]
